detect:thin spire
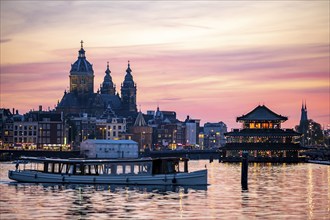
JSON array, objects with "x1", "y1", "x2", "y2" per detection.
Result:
[
  {"x1": 126, "y1": 60, "x2": 132, "y2": 73},
  {"x1": 105, "y1": 61, "x2": 111, "y2": 74},
  {"x1": 134, "y1": 111, "x2": 146, "y2": 126},
  {"x1": 78, "y1": 40, "x2": 86, "y2": 58}
]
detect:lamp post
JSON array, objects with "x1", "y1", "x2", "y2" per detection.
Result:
[
  {"x1": 39, "y1": 127, "x2": 42, "y2": 150},
  {"x1": 140, "y1": 131, "x2": 145, "y2": 152},
  {"x1": 99, "y1": 127, "x2": 106, "y2": 139},
  {"x1": 172, "y1": 129, "x2": 177, "y2": 150}
]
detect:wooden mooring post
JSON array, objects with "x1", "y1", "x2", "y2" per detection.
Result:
[{"x1": 241, "y1": 151, "x2": 248, "y2": 190}]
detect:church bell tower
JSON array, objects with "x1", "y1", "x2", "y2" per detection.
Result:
[
  {"x1": 100, "y1": 62, "x2": 116, "y2": 95},
  {"x1": 121, "y1": 61, "x2": 137, "y2": 113}
]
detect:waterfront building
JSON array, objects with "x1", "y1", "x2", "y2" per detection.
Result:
[
  {"x1": 220, "y1": 105, "x2": 304, "y2": 162},
  {"x1": 10, "y1": 108, "x2": 65, "y2": 150},
  {"x1": 96, "y1": 118, "x2": 127, "y2": 140},
  {"x1": 147, "y1": 106, "x2": 183, "y2": 150},
  {"x1": 69, "y1": 114, "x2": 97, "y2": 144},
  {"x1": 175, "y1": 122, "x2": 186, "y2": 148},
  {"x1": 203, "y1": 122, "x2": 227, "y2": 149},
  {"x1": 80, "y1": 139, "x2": 138, "y2": 158},
  {"x1": 129, "y1": 111, "x2": 153, "y2": 152},
  {"x1": 0, "y1": 109, "x2": 14, "y2": 148},
  {"x1": 98, "y1": 105, "x2": 127, "y2": 140},
  {"x1": 56, "y1": 41, "x2": 137, "y2": 118},
  {"x1": 13, "y1": 121, "x2": 38, "y2": 149},
  {"x1": 185, "y1": 116, "x2": 200, "y2": 148}
]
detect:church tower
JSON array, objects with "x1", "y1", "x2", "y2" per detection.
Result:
[
  {"x1": 100, "y1": 62, "x2": 116, "y2": 95},
  {"x1": 299, "y1": 101, "x2": 309, "y2": 146},
  {"x1": 69, "y1": 40, "x2": 94, "y2": 96},
  {"x1": 121, "y1": 61, "x2": 137, "y2": 113},
  {"x1": 299, "y1": 101, "x2": 308, "y2": 126}
]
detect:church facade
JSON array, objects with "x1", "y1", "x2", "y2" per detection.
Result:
[{"x1": 56, "y1": 41, "x2": 137, "y2": 117}]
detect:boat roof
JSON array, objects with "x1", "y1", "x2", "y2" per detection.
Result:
[
  {"x1": 19, "y1": 156, "x2": 188, "y2": 164},
  {"x1": 82, "y1": 139, "x2": 138, "y2": 144}
]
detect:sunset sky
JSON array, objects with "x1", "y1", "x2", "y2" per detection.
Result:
[{"x1": 1, "y1": 1, "x2": 329, "y2": 129}]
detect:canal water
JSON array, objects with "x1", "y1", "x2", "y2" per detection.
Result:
[{"x1": 0, "y1": 161, "x2": 329, "y2": 219}]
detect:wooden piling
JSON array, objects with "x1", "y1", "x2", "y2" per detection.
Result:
[{"x1": 241, "y1": 151, "x2": 248, "y2": 190}]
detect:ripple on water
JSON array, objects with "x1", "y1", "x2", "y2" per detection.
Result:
[{"x1": 0, "y1": 162, "x2": 329, "y2": 219}]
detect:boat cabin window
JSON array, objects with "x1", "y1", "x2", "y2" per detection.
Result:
[
  {"x1": 24, "y1": 162, "x2": 44, "y2": 172},
  {"x1": 152, "y1": 158, "x2": 188, "y2": 175},
  {"x1": 114, "y1": 162, "x2": 151, "y2": 175},
  {"x1": 21, "y1": 158, "x2": 154, "y2": 176}
]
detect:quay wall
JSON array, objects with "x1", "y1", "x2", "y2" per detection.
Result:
[
  {"x1": 0, "y1": 149, "x2": 308, "y2": 163},
  {"x1": 141, "y1": 149, "x2": 220, "y2": 160},
  {"x1": 0, "y1": 149, "x2": 220, "y2": 161},
  {"x1": 0, "y1": 150, "x2": 81, "y2": 161}
]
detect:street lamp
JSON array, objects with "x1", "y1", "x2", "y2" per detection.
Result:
[
  {"x1": 39, "y1": 127, "x2": 43, "y2": 150},
  {"x1": 99, "y1": 127, "x2": 106, "y2": 139},
  {"x1": 140, "y1": 131, "x2": 145, "y2": 152}
]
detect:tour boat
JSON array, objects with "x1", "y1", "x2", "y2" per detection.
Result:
[{"x1": 8, "y1": 157, "x2": 207, "y2": 185}]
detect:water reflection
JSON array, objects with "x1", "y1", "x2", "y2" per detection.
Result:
[
  {"x1": 1, "y1": 161, "x2": 329, "y2": 219},
  {"x1": 8, "y1": 182, "x2": 207, "y2": 193}
]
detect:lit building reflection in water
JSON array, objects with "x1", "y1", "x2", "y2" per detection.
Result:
[
  {"x1": 307, "y1": 165, "x2": 314, "y2": 220},
  {"x1": 1, "y1": 162, "x2": 329, "y2": 219}
]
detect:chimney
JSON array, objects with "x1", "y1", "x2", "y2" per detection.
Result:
[
  {"x1": 39, "y1": 105, "x2": 42, "y2": 111},
  {"x1": 12, "y1": 108, "x2": 15, "y2": 115}
]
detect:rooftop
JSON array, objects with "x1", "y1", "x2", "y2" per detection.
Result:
[{"x1": 237, "y1": 105, "x2": 288, "y2": 122}]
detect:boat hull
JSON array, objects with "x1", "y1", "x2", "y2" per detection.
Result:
[{"x1": 8, "y1": 169, "x2": 207, "y2": 186}]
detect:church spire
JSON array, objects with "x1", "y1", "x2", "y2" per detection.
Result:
[
  {"x1": 300, "y1": 100, "x2": 308, "y2": 125},
  {"x1": 78, "y1": 40, "x2": 86, "y2": 58},
  {"x1": 126, "y1": 60, "x2": 132, "y2": 74},
  {"x1": 105, "y1": 61, "x2": 111, "y2": 75},
  {"x1": 121, "y1": 60, "x2": 137, "y2": 113},
  {"x1": 134, "y1": 110, "x2": 147, "y2": 126},
  {"x1": 100, "y1": 61, "x2": 115, "y2": 95}
]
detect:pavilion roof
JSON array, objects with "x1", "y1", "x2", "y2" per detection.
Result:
[{"x1": 237, "y1": 105, "x2": 287, "y2": 122}]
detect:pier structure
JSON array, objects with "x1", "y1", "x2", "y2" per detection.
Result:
[{"x1": 220, "y1": 105, "x2": 306, "y2": 163}]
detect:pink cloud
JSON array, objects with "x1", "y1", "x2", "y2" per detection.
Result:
[{"x1": 1, "y1": 43, "x2": 329, "y2": 129}]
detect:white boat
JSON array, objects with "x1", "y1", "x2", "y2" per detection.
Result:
[{"x1": 8, "y1": 157, "x2": 207, "y2": 185}]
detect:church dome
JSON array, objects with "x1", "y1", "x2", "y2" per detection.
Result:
[{"x1": 70, "y1": 41, "x2": 94, "y2": 75}]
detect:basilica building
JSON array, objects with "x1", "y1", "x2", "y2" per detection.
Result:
[{"x1": 56, "y1": 41, "x2": 137, "y2": 117}]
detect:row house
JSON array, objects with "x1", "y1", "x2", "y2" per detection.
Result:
[
  {"x1": 96, "y1": 117, "x2": 127, "y2": 140},
  {"x1": 0, "y1": 107, "x2": 65, "y2": 150}
]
